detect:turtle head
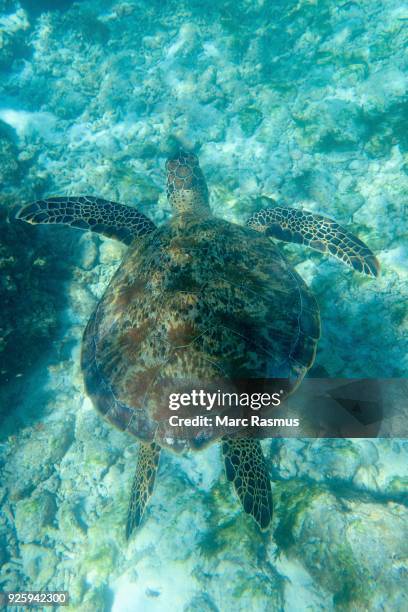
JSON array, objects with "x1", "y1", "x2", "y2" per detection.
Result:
[{"x1": 165, "y1": 150, "x2": 210, "y2": 215}]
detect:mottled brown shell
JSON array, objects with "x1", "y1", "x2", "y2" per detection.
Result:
[{"x1": 81, "y1": 214, "x2": 320, "y2": 451}]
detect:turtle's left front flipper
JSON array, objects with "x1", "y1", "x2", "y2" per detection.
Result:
[
  {"x1": 17, "y1": 196, "x2": 156, "y2": 245},
  {"x1": 222, "y1": 436, "x2": 272, "y2": 530},
  {"x1": 126, "y1": 442, "x2": 161, "y2": 539},
  {"x1": 247, "y1": 203, "x2": 380, "y2": 277}
]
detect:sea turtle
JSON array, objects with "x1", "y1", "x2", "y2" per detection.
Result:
[{"x1": 17, "y1": 149, "x2": 379, "y2": 537}]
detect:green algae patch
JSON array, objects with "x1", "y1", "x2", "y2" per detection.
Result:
[
  {"x1": 230, "y1": 566, "x2": 284, "y2": 609},
  {"x1": 273, "y1": 479, "x2": 323, "y2": 550},
  {"x1": 194, "y1": 479, "x2": 284, "y2": 609},
  {"x1": 57, "y1": 502, "x2": 88, "y2": 544},
  {"x1": 85, "y1": 497, "x2": 126, "y2": 546},
  {"x1": 198, "y1": 513, "x2": 262, "y2": 560},
  {"x1": 83, "y1": 442, "x2": 112, "y2": 473},
  {"x1": 20, "y1": 544, "x2": 58, "y2": 589},
  {"x1": 274, "y1": 480, "x2": 372, "y2": 609},
  {"x1": 196, "y1": 478, "x2": 262, "y2": 558},
  {"x1": 330, "y1": 544, "x2": 372, "y2": 610},
  {"x1": 238, "y1": 107, "x2": 263, "y2": 137},
  {"x1": 64, "y1": 576, "x2": 87, "y2": 610},
  {"x1": 387, "y1": 476, "x2": 408, "y2": 500},
  {"x1": 109, "y1": 166, "x2": 161, "y2": 204},
  {"x1": 15, "y1": 492, "x2": 56, "y2": 543},
  {"x1": 80, "y1": 542, "x2": 118, "y2": 588},
  {"x1": 132, "y1": 175, "x2": 161, "y2": 204}
]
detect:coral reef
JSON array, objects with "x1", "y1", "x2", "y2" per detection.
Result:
[
  {"x1": 0, "y1": 3, "x2": 30, "y2": 69},
  {"x1": 0, "y1": 207, "x2": 53, "y2": 389}
]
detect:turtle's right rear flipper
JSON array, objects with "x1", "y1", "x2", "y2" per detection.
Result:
[
  {"x1": 222, "y1": 436, "x2": 273, "y2": 530},
  {"x1": 126, "y1": 441, "x2": 161, "y2": 539},
  {"x1": 17, "y1": 196, "x2": 156, "y2": 245}
]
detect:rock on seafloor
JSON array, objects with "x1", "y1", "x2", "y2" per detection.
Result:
[{"x1": 0, "y1": 0, "x2": 407, "y2": 610}]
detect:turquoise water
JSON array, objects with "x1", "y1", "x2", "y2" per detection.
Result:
[{"x1": 0, "y1": 1, "x2": 407, "y2": 610}]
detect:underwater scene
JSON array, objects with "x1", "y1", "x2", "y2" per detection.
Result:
[{"x1": 0, "y1": 0, "x2": 407, "y2": 610}]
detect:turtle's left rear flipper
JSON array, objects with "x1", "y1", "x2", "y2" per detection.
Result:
[
  {"x1": 17, "y1": 196, "x2": 156, "y2": 245},
  {"x1": 222, "y1": 436, "x2": 273, "y2": 530},
  {"x1": 126, "y1": 442, "x2": 161, "y2": 539},
  {"x1": 247, "y1": 203, "x2": 380, "y2": 277}
]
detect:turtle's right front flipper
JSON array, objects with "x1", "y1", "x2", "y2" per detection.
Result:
[
  {"x1": 247, "y1": 203, "x2": 380, "y2": 277},
  {"x1": 17, "y1": 196, "x2": 156, "y2": 245}
]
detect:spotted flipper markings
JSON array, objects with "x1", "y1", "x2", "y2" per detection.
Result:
[
  {"x1": 17, "y1": 196, "x2": 156, "y2": 245},
  {"x1": 247, "y1": 205, "x2": 380, "y2": 277},
  {"x1": 222, "y1": 436, "x2": 272, "y2": 530},
  {"x1": 126, "y1": 441, "x2": 161, "y2": 539}
]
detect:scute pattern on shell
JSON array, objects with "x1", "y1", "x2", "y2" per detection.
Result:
[{"x1": 81, "y1": 214, "x2": 320, "y2": 451}]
